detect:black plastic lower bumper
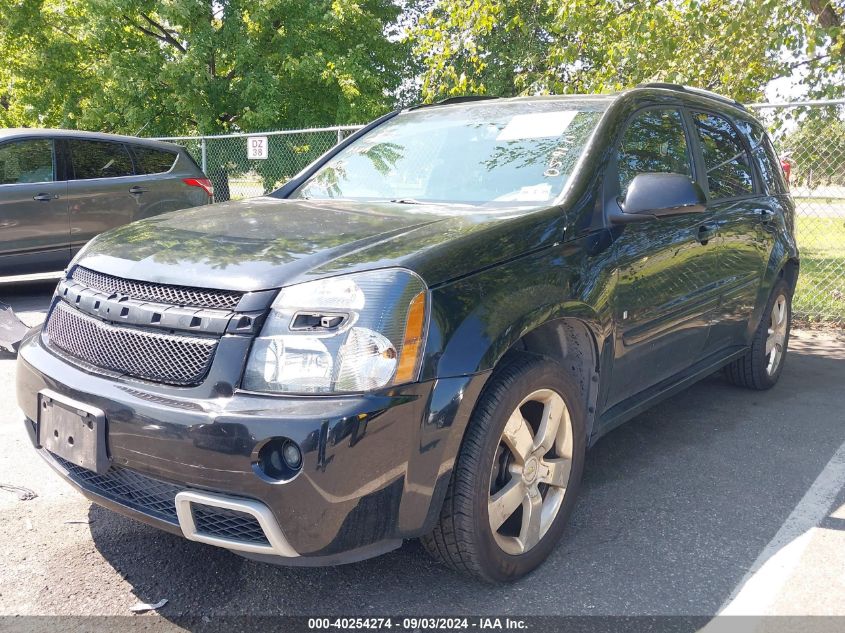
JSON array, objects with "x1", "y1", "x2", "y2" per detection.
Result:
[{"x1": 16, "y1": 327, "x2": 490, "y2": 563}]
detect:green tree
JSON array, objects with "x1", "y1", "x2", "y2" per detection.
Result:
[
  {"x1": 0, "y1": 0, "x2": 408, "y2": 135},
  {"x1": 781, "y1": 113, "x2": 845, "y2": 187},
  {"x1": 408, "y1": 0, "x2": 844, "y2": 103},
  {"x1": 802, "y1": 1, "x2": 845, "y2": 99}
]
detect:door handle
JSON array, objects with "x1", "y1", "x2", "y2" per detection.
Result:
[
  {"x1": 761, "y1": 209, "x2": 775, "y2": 223},
  {"x1": 33, "y1": 193, "x2": 58, "y2": 202},
  {"x1": 129, "y1": 186, "x2": 148, "y2": 195},
  {"x1": 697, "y1": 223, "x2": 717, "y2": 245}
]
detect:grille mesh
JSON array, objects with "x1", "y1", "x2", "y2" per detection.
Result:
[
  {"x1": 51, "y1": 453, "x2": 268, "y2": 545},
  {"x1": 72, "y1": 266, "x2": 243, "y2": 310},
  {"x1": 53, "y1": 453, "x2": 182, "y2": 524},
  {"x1": 192, "y1": 504, "x2": 269, "y2": 545},
  {"x1": 46, "y1": 301, "x2": 217, "y2": 385}
]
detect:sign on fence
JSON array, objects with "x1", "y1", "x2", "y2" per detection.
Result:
[{"x1": 247, "y1": 136, "x2": 268, "y2": 160}]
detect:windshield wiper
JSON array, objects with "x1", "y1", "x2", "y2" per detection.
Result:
[{"x1": 390, "y1": 198, "x2": 424, "y2": 205}]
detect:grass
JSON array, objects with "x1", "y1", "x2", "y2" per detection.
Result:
[{"x1": 794, "y1": 215, "x2": 845, "y2": 323}]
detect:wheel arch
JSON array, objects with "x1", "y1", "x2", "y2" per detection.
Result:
[
  {"x1": 765, "y1": 225, "x2": 799, "y2": 292},
  {"x1": 497, "y1": 317, "x2": 602, "y2": 438},
  {"x1": 754, "y1": 235, "x2": 799, "y2": 331},
  {"x1": 779, "y1": 256, "x2": 800, "y2": 294}
]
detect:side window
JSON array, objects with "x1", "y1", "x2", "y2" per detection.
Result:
[
  {"x1": 617, "y1": 108, "x2": 692, "y2": 194},
  {"x1": 132, "y1": 146, "x2": 177, "y2": 175},
  {"x1": 69, "y1": 140, "x2": 134, "y2": 180},
  {"x1": 761, "y1": 136, "x2": 788, "y2": 194},
  {"x1": 691, "y1": 112, "x2": 754, "y2": 199},
  {"x1": 735, "y1": 118, "x2": 787, "y2": 195},
  {"x1": 0, "y1": 139, "x2": 54, "y2": 185}
]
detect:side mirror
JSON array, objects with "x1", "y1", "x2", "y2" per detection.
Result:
[{"x1": 613, "y1": 173, "x2": 706, "y2": 224}]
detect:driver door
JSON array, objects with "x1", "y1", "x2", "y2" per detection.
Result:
[{"x1": 604, "y1": 107, "x2": 722, "y2": 410}]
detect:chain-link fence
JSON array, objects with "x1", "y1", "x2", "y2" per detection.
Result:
[
  {"x1": 154, "y1": 125, "x2": 363, "y2": 201},
  {"x1": 750, "y1": 99, "x2": 845, "y2": 324},
  {"x1": 155, "y1": 100, "x2": 845, "y2": 324}
]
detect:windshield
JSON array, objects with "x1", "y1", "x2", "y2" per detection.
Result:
[{"x1": 291, "y1": 100, "x2": 606, "y2": 207}]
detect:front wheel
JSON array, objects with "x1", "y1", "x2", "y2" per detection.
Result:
[
  {"x1": 421, "y1": 353, "x2": 586, "y2": 582},
  {"x1": 724, "y1": 279, "x2": 792, "y2": 390}
]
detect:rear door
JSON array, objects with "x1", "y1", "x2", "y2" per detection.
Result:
[
  {"x1": 686, "y1": 110, "x2": 773, "y2": 351},
  {"x1": 736, "y1": 117, "x2": 790, "y2": 328},
  {"x1": 605, "y1": 107, "x2": 722, "y2": 409},
  {"x1": 128, "y1": 144, "x2": 210, "y2": 217},
  {"x1": 0, "y1": 137, "x2": 69, "y2": 275},
  {"x1": 65, "y1": 138, "x2": 139, "y2": 255}
]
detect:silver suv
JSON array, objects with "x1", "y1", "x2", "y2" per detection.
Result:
[{"x1": 0, "y1": 129, "x2": 212, "y2": 276}]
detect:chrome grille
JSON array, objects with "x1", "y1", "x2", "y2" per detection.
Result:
[
  {"x1": 50, "y1": 453, "x2": 268, "y2": 545},
  {"x1": 71, "y1": 266, "x2": 243, "y2": 310},
  {"x1": 46, "y1": 301, "x2": 217, "y2": 385}
]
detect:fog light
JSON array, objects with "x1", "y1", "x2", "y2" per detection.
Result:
[
  {"x1": 282, "y1": 442, "x2": 302, "y2": 469},
  {"x1": 256, "y1": 438, "x2": 302, "y2": 481}
]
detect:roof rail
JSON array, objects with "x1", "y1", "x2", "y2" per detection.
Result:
[
  {"x1": 637, "y1": 83, "x2": 748, "y2": 111},
  {"x1": 437, "y1": 95, "x2": 499, "y2": 105},
  {"x1": 408, "y1": 95, "x2": 500, "y2": 110}
]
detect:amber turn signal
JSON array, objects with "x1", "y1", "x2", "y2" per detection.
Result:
[{"x1": 395, "y1": 290, "x2": 427, "y2": 383}]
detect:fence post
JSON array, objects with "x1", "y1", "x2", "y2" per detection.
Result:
[
  {"x1": 200, "y1": 138, "x2": 207, "y2": 174},
  {"x1": 337, "y1": 129, "x2": 343, "y2": 145}
]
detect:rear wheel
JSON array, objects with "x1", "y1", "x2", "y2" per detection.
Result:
[
  {"x1": 724, "y1": 279, "x2": 792, "y2": 390},
  {"x1": 422, "y1": 353, "x2": 586, "y2": 582}
]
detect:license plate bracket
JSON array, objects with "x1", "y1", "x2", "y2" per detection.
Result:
[{"x1": 38, "y1": 390, "x2": 108, "y2": 475}]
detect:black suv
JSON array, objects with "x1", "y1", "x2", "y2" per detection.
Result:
[{"x1": 16, "y1": 84, "x2": 798, "y2": 582}]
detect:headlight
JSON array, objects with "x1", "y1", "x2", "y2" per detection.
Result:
[{"x1": 243, "y1": 269, "x2": 427, "y2": 394}]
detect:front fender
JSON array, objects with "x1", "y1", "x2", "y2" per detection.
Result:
[{"x1": 420, "y1": 238, "x2": 613, "y2": 381}]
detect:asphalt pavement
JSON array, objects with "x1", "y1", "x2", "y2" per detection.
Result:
[{"x1": 0, "y1": 281, "x2": 844, "y2": 623}]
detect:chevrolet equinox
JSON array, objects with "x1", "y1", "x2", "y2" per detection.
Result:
[{"x1": 16, "y1": 84, "x2": 798, "y2": 582}]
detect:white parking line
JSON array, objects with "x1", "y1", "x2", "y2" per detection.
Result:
[{"x1": 715, "y1": 438, "x2": 845, "y2": 616}]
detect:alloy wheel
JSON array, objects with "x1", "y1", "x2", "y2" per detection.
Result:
[
  {"x1": 488, "y1": 389, "x2": 573, "y2": 555},
  {"x1": 766, "y1": 293, "x2": 788, "y2": 376}
]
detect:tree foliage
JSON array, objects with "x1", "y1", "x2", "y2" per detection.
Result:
[
  {"x1": 409, "y1": 0, "x2": 845, "y2": 103},
  {"x1": 781, "y1": 113, "x2": 845, "y2": 186},
  {"x1": 0, "y1": 0, "x2": 407, "y2": 135},
  {"x1": 2, "y1": 0, "x2": 845, "y2": 136},
  {"x1": 803, "y1": 0, "x2": 845, "y2": 99}
]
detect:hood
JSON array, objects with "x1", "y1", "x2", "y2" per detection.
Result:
[{"x1": 76, "y1": 197, "x2": 564, "y2": 291}]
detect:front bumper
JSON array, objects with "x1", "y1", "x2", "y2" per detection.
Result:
[{"x1": 16, "y1": 327, "x2": 489, "y2": 564}]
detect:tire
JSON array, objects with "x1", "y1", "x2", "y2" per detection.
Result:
[
  {"x1": 724, "y1": 278, "x2": 792, "y2": 390},
  {"x1": 421, "y1": 353, "x2": 587, "y2": 583}
]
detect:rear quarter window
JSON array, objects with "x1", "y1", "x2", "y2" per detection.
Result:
[
  {"x1": 735, "y1": 118, "x2": 788, "y2": 195},
  {"x1": 132, "y1": 146, "x2": 177, "y2": 175}
]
